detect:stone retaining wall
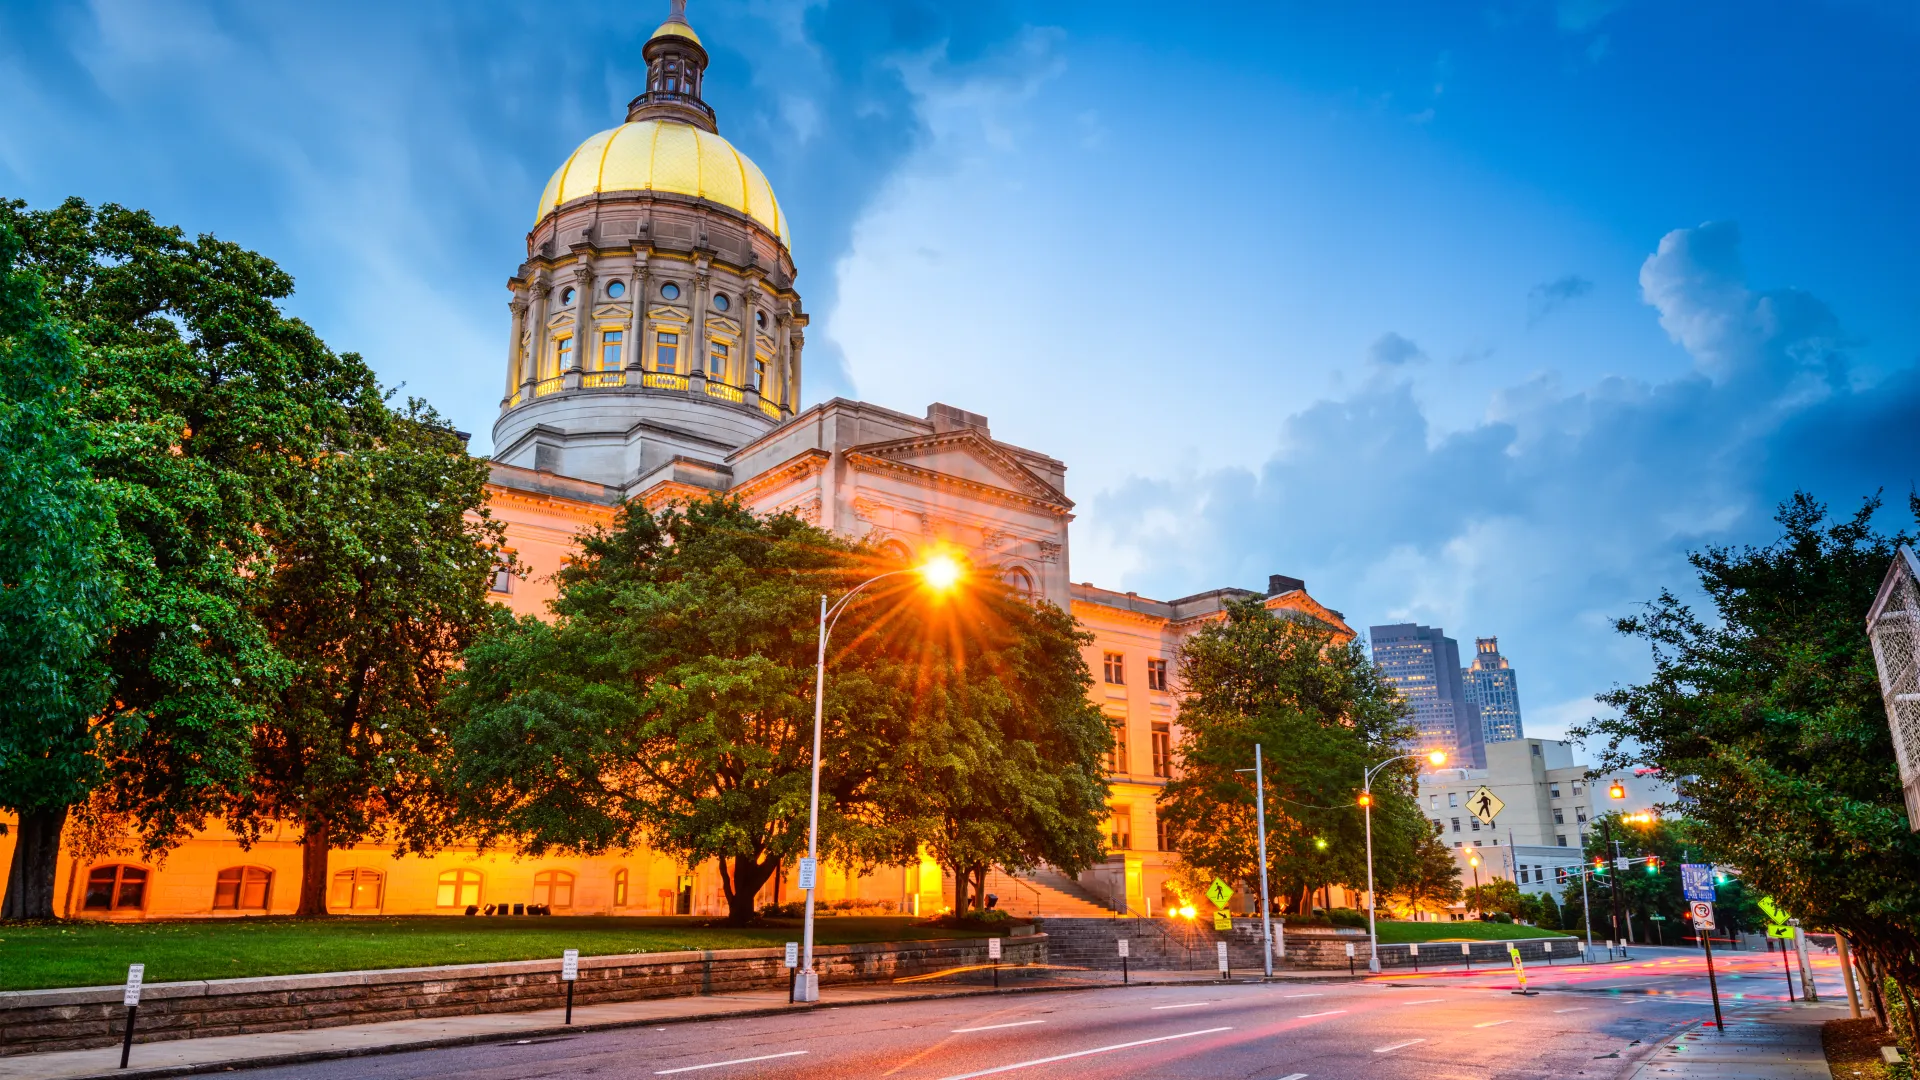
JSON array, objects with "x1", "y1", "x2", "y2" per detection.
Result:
[
  {"x1": 0, "y1": 935, "x2": 1045, "y2": 1058},
  {"x1": 1039, "y1": 916, "x2": 1575, "y2": 971}
]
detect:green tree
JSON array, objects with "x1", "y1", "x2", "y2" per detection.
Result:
[
  {"x1": 1389, "y1": 822, "x2": 1464, "y2": 919},
  {"x1": 874, "y1": 587, "x2": 1111, "y2": 916},
  {"x1": 0, "y1": 198, "x2": 390, "y2": 915},
  {"x1": 1464, "y1": 877, "x2": 1524, "y2": 920},
  {"x1": 0, "y1": 223, "x2": 114, "y2": 919},
  {"x1": 1156, "y1": 599, "x2": 1420, "y2": 915},
  {"x1": 438, "y1": 496, "x2": 1107, "y2": 923},
  {"x1": 230, "y1": 402, "x2": 504, "y2": 915},
  {"x1": 1574, "y1": 493, "x2": 1920, "y2": 981}
]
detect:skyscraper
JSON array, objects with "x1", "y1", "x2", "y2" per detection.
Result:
[
  {"x1": 1464, "y1": 636, "x2": 1525, "y2": 743},
  {"x1": 1369, "y1": 623, "x2": 1487, "y2": 768}
]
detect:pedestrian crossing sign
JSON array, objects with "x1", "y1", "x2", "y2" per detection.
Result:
[
  {"x1": 1467, "y1": 786, "x2": 1504, "y2": 826},
  {"x1": 1213, "y1": 911, "x2": 1232, "y2": 931},
  {"x1": 1205, "y1": 878, "x2": 1232, "y2": 908}
]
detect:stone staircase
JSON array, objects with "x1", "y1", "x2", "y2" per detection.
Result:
[{"x1": 943, "y1": 867, "x2": 1120, "y2": 918}]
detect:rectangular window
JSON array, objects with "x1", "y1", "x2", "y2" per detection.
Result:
[
  {"x1": 1572, "y1": 781, "x2": 1585, "y2": 796},
  {"x1": 1474, "y1": 839, "x2": 1483, "y2": 847},
  {"x1": 1471, "y1": 818, "x2": 1481, "y2": 831},
  {"x1": 1150, "y1": 721, "x2": 1172, "y2": 778},
  {"x1": 756, "y1": 358, "x2": 767, "y2": 390},
  {"x1": 1429, "y1": 794, "x2": 1439, "y2": 810},
  {"x1": 554, "y1": 335, "x2": 573, "y2": 373},
  {"x1": 656, "y1": 331, "x2": 679, "y2": 372},
  {"x1": 1556, "y1": 834, "x2": 1568, "y2": 847},
  {"x1": 600, "y1": 329, "x2": 623, "y2": 370},
  {"x1": 1575, "y1": 805, "x2": 1588, "y2": 823},
  {"x1": 1107, "y1": 720, "x2": 1129, "y2": 774},
  {"x1": 1448, "y1": 792, "x2": 1458, "y2": 808},
  {"x1": 1110, "y1": 806, "x2": 1133, "y2": 850},
  {"x1": 1450, "y1": 817, "x2": 1461, "y2": 833},
  {"x1": 1103, "y1": 652, "x2": 1124, "y2": 684},
  {"x1": 1454, "y1": 841, "x2": 1463, "y2": 849},
  {"x1": 1553, "y1": 809, "x2": 1564, "y2": 825},
  {"x1": 1549, "y1": 782, "x2": 1561, "y2": 799},
  {"x1": 1145, "y1": 658, "x2": 1168, "y2": 691},
  {"x1": 214, "y1": 867, "x2": 272, "y2": 911},
  {"x1": 490, "y1": 564, "x2": 513, "y2": 594},
  {"x1": 1155, "y1": 816, "x2": 1171, "y2": 852},
  {"x1": 708, "y1": 340, "x2": 729, "y2": 380}
]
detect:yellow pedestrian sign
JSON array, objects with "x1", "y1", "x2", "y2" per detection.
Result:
[
  {"x1": 1467, "y1": 786, "x2": 1504, "y2": 826},
  {"x1": 1758, "y1": 896, "x2": 1795, "y2": 939},
  {"x1": 1205, "y1": 878, "x2": 1232, "y2": 909},
  {"x1": 1213, "y1": 911, "x2": 1232, "y2": 930}
]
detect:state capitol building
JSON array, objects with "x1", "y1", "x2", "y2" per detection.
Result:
[{"x1": 35, "y1": 7, "x2": 1356, "y2": 922}]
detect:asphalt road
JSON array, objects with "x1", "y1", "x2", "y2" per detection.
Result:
[{"x1": 232, "y1": 945, "x2": 1842, "y2": 1080}]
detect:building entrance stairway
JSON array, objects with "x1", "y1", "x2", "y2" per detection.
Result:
[{"x1": 939, "y1": 867, "x2": 1121, "y2": 918}]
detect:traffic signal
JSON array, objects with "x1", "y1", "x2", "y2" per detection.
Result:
[
  {"x1": 1608, "y1": 781, "x2": 1627, "y2": 800},
  {"x1": 1593, "y1": 856, "x2": 1606, "y2": 877},
  {"x1": 1645, "y1": 856, "x2": 1661, "y2": 874},
  {"x1": 1714, "y1": 872, "x2": 1728, "y2": 885}
]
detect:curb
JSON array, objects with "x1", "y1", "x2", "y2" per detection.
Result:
[{"x1": 53, "y1": 976, "x2": 1238, "y2": 1080}]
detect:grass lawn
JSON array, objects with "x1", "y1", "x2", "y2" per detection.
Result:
[
  {"x1": 0, "y1": 916, "x2": 980, "y2": 992},
  {"x1": 1369, "y1": 920, "x2": 1577, "y2": 944}
]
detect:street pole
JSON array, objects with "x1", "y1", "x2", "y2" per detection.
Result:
[
  {"x1": 1701, "y1": 921, "x2": 1726, "y2": 1034},
  {"x1": 798, "y1": 593, "x2": 828, "y2": 1003},
  {"x1": 1363, "y1": 765, "x2": 1379, "y2": 974},
  {"x1": 1255, "y1": 743, "x2": 1273, "y2": 979},
  {"x1": 1793, "y1": 922, "x2": 1818, "y2": 1002},
  {"x1": 1580, "y1": 867, "x2": 1595, "y2": 962},
  {"x1": 1601, "y1": 817, "x2": 1626, "y2": 959},
  {"x1": 1838, "y1": 933, "x2": 1863, "y2": 1019}
]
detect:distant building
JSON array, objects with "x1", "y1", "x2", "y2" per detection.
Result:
[
  {"x1": 1370, "y1": 623, "x2": 1486, "y2": 768},
  {"x1": 1464, "y1": 636, "x2": 1525, "y2": 743},
  {"x1": 1418, "y1": 739, "x2": 1671, "y2": 904}
]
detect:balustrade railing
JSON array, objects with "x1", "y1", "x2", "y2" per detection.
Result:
[{"x1": 508, "y1": 371, "x2": 791, "y2": 420}]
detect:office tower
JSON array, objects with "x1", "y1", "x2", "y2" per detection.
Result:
[
  {"x1": 1464, "y1": 636, "x2": 1524, "y2": 743},
  {"x1": 1369, "y1": 623, "x2": 1486, "y2": 768}
]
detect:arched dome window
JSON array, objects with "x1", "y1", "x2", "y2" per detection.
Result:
[
  {"x1": 1002, "y1": 565, "x2": 1035, "y2": 600},
  {"x1": 213, "y1": 866, "x2": 273, "y2": 911},
  {"x1": 437, "y1": 869, "x2": 483, "y2": 909},
  {"x1": 533, "y1": 870, "x2": 575, "y2": 909},
  {"x1": 878, "y1": 540, "x2": 912, "y2": 564}
]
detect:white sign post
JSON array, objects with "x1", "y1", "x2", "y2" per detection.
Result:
[
  {"x1": 561, "y1": 950, "x2": 579, "y2": 1024},
  {"x1": 1345, "y1": 940, "x2": 1356, "y2": 977},
  {"x1": 784, "y1": 942, "x2": 799, "y2": 968},
  {"x1": 785, "y1": 942, "x2": 800, "y2": 1003},
  {"x1": 1217, "y1": 941, "x2": 1230, "y2": 980},
  {"x1": 119, "y1": 964, "x2": 144, "y2": 1068},
  {"x1": 988, "y1": 936, "x2": 1002, "y2": 988},
  {"x1": 1117, "y1": 938, "x2": 1130, "y2": 985},
  {"x1": 796, "y1": 857, "x2": 817, "y2": 891},
  {"x1": 1410, "y1": 942, "x2": 1420, "y2": 972}
]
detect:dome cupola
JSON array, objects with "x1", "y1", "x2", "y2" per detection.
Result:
[{"x1": 494, "y1": 0, "x2": 808, "y2": 494}]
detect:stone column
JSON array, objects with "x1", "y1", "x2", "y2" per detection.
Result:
[
  {"x1": 503, "y1": 291, "x2": 528, "y2": 406},
  {"x1": 690, "y1": 265, "x2": 712, "y2": 387},
  {"x1": 523, "y1": 280, "x2": 551, "y2": 396},
  {"x1": 740, "y1": 283, "x2": 761, "y2": 406},
  {"x1": 788, "y1": 316, "x2": 807, "y2": 407},
  {"x1": 564, "y1": 260, "x2": 594, "y2": 390},
  {"x1": 625, "y1": 253, "x2": 650, "y2": 386}
]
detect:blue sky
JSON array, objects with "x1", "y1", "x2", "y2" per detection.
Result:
[{"x1": 4, "y1": 1, "x2": 1917, "y2": 743}]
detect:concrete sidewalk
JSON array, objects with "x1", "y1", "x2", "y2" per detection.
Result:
[
  {"x1": 1627, "y1": 1000, "x2": 1852, "y2": 1080},
  {"x1": 0, "y1": 970, "x2": 1249, "y2": 1080}
]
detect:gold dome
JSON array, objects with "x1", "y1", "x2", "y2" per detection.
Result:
[
  {"x1": 535, "y1": 119, "x2": 790, "y2": 247},
  {"x1": 649, "y1": 18, "x2": 701, "y2": 45}
]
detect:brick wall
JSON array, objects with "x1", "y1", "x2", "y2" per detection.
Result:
[{"x1": 0, "y1": 935, "x2": 1045, "y2": 1058}]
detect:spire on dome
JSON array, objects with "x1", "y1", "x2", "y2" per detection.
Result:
[{"x1": 629, "y1": 0, "x2": 715, "y2": 132}]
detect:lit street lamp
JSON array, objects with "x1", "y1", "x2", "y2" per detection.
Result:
[
  {"x1": 793, "y1": 553, "x2": 963, "y2": 1002},
  {"x1": 1361, "y1": 748, "x2": 1447, "y2": 972}
]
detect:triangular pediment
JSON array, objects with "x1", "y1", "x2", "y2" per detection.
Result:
[{"x1": 847, "y1": 429, "x2": 1071, "y2": 510}]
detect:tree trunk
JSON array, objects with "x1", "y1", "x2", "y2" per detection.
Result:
[
  {"x1": 1, "y1": 806, "x2": 70, "y2": 920},
  {"x1": 723, "y1": 855, "x2": 778, "y2": 925},
  {"x1": 952, "y1": 864, "x2": 969, "y2": 916},
  {"x1": 971, "y1": 868, "x2": 988, "y2": 912},
  {"x1": 296, "y1": 817, "x2": 331, "y2": 916}
]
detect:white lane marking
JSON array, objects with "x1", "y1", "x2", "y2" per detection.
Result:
[
  {"x1": 1472, "y1": 1019, "x2": 1513, "y2": 1028},
  {"x1": 1274, "y1": 1074, "x2": 1310, "y2": 1079},
  {"x1": 1296, "y1": 1010, "x2": 1347, "y2": 1019},
  {"x1": 1373, "y1": 1039, "x2": 1426, "y2": 1053},
  {"x1": 1400, "y1": 998, "x2": 1445, "y2": 1005},
  {"x1": 934, "y1": 1027, "x2": 1234, "y2": 1080},
  {"x1": 1151, "y1": 1001, "x2": 1211, "y2": 1010},
  {"x1": 1281, "y1": 993, "x2": 1323, "y2": 999},
  {"x1": 655, "y1": 1050, "x2": 808, "y2": 1075},
  {"x1": 953, "y1": 1021, "x2": 1046, "y2": 1033},
  {"x1": 1553, "y1": 1007, "x2": 1587, "y2": 1014}
]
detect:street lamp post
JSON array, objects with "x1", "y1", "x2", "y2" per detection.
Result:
[
  {"x1": 1362, "y1": 749, "x2": 1447, "y2": 973},
  {"x1": 793, "y1": 555, "x2": 962, "y2": 1003},
  {"x1": 1235, "y1": 745, "x2": 1276, "y2": 977}
]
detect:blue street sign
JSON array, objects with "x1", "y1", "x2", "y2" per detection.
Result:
[{"x1": 1681, "y1": 863, "x2": 1717, "y2": 903}]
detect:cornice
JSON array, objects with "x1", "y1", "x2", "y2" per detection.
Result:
[
  {"x1": 1072, "y1": 598, "x2": 1170, "y2": 629},
  {"x1": 848, "y1": 427, "x2": 1071, "y2": 508},
  {"x1": 729, "y1": 448, "x2": 831, "y2": 504},
  {"x1": 844, "y1": 450, "x2": 1072, "y2": 518}
]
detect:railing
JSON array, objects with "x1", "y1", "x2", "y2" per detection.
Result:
[{"x1": 507, "y1": 371, "x2": 793, "y2": 421}]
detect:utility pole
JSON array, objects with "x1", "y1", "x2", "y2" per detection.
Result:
[
  {"x1": 1255, "y1": 744, "x2": 1273, "y2": 979},
  {"x1": 1600, "y1": 816, "x2": 1626, "y2": 958}
]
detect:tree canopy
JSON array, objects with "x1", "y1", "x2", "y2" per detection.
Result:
[
  {"x1": 1574, "y1": 492, "x2": 1920, "y2": 982},
  {"x1": 1156, "y1": 599, "x2": 1421, "y2": 915},
  {"x1": 437, "y1": 495, "x2": 1109, "y2": 923}
]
